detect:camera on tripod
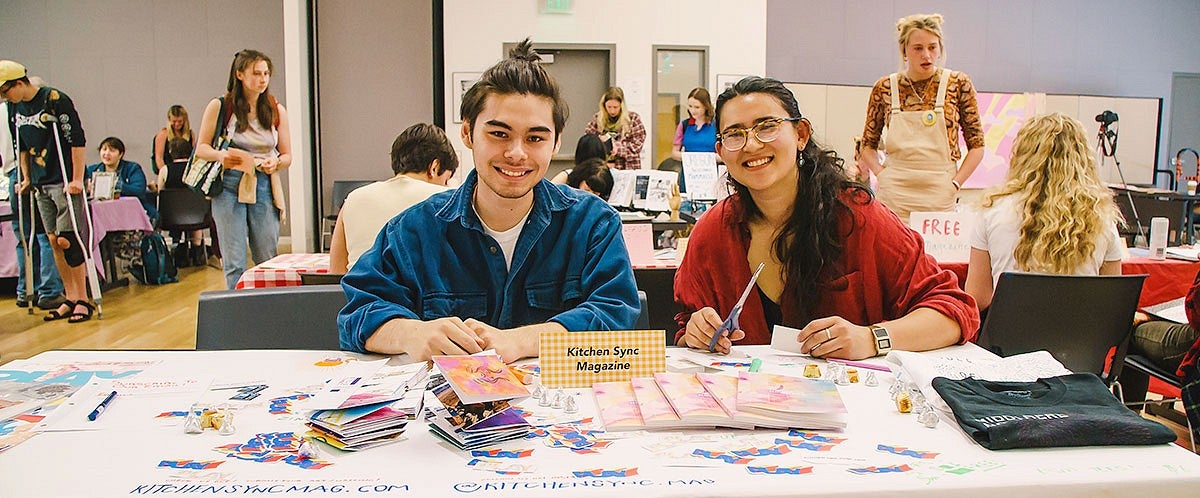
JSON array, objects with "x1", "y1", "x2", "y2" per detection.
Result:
[{"x1": 1095, "y1": 110, "x2": 1119, "y2": 126}]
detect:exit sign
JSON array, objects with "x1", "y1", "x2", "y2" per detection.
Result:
[{"x1": 539, "y1": 0, "x2": 573, "y2": 14}]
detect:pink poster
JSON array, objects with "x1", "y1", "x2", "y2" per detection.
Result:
[{"x1": 960, "y1": 92, "x2": 1038, "y2": 189}]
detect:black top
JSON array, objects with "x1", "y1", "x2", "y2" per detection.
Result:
[
  {"x1": 759, "y1": 288, "x2": 781, "y2": 332},
  {"x1": 9, "y1": 86, "x2": 86, "y2": 186},
  {"x1": 932, "y1": 373, "x2": 1176, "y2": 450}
]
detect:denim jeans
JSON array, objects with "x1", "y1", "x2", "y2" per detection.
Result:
[
  {"x1": 211, "y1": 169, "x2": 280, "y2": 289},
  {"x1": 8, "y1": 170, "x2": 65, "y2": 299}
]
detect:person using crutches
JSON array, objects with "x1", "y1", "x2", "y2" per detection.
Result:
[{"x1": 2, "y1": 60, "x2": 98, "y2": 322}]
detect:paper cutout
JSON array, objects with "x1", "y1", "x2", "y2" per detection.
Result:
[
  {"x1": 748, "y1": 465, "x2": 814, "y2": 475},
  {"x1": 214, "y1": 432, "x2": 333, "y2": 470}
]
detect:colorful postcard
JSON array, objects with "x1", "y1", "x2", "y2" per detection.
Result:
[
  {"x1": 592, "y1": 381, "x2": 645, "y2": 431},
  {"x1": 432, "y1": 355, "x2": 529, "y2": 404}
]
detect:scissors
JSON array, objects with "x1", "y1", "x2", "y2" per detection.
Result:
[{"x1": 708, "y1": 262, "x2": 766, "y2": 352}]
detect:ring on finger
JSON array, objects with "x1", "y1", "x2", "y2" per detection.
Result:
[{"x1": 825, "y1": 328, "x2": 833, "y2": 341}]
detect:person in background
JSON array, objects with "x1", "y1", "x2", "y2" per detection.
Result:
[
  {"x1": 158, "y1": 137, "x2": 209, "y2": 267},
  {"x1": 671, "y1": 87, "x2": 716, "y2": 160},
  {"x1": 3, "y1": 60, "x2": 95, "y2": 323},
  {"x1": 84, "y1": 137, "x2": 156, "y2": 222},
  {"x1": 152, "y1": 105, "x2": 193, "y2": 180},
  {"x1": 1177, "y1": 271, "x2": 1200, "y2": 443},
  {"x1": 329, "y1": 123, "x2": 458, "y2": 274},
  {"x1": 551, "y1": 133, "x2": 609, "y2": 185},
  {"x1": 860, "y1": 13, "x2": 984, "y2": 224},
  {"x1": 3, "y1": 92, "x2": 65, "y2": 310},
  {"x1": 565, "y1": 157, "x2": 613, "y2": 200},
  {"x1": 964, "y1": 113, "x2": 1123, "y2": 311},
  {"x1": 338, "y1": 40, "x2": 639, "y2": 362},
  {"x1": 584, "y1": 86, "x2": 645, "y2": 170},
  {"x1": 194, "y1": 49, "x2": 292, "y2": 289},
  {"x1": 674, "y1": 76, "x2": 977, "y2": 359}
]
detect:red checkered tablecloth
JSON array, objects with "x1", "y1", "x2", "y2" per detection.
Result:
[{"x1": 235, "y1": 253, "x2": 330, "y2": 289}]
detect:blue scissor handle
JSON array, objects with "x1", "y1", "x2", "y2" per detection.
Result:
[{"x1": 708, "y1": 304, "x2": 743, "y2": 352}]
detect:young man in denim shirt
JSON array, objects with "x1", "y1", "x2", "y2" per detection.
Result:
[{"x1": 338, "y1": 40, "x2": 639, "y2": 362}]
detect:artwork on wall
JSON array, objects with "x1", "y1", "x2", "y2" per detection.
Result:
[
  {"x1": 451, "y1": 72, "x2": 482, "y2": 124},
  {"x1": 960, "y1": 92, "x2": 1039, "y2": 189}
]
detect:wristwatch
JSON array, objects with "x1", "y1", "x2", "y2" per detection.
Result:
[{"x1": 869, "y1": 324, "x2": 892, "y2": 356}]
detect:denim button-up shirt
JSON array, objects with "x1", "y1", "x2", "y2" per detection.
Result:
[{"x1": 338, "y1": 170, "x2": 640, "y2": 353}]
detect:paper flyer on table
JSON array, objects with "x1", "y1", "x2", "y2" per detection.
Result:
[
  {"x1": 38, "y1": 375, "x2": 211, "y2": 431},
  {"x1": 300, "y1": 359, "x2": 389, "y2": 410}
]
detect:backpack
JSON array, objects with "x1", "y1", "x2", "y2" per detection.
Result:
[{"x1": 130, "y1": 233, "x2": 179, "y2": 285}]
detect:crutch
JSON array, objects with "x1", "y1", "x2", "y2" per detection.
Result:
[
  {"x1": 49, "y1": 117, "x2": 103, "y2": 318},
  {"x1": 11, "y1": 129, "x2": 35, "y2": 314}
]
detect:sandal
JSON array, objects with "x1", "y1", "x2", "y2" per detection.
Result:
[
  {"x1": 68, "y1": 301, "x2": 95, "y2": 324},
  {"x1": 44, "y1": 300, "x2": 76, "y2": 321}
]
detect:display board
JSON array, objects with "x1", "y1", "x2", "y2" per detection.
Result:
[{"x1": 785, "y1": 82, "x2": 1161, "y2": 187}]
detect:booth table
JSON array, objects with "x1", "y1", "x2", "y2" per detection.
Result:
[
  {"x1": 235, "y1": 253, "x2": 332, "y2": 289},
  {"x1": 1, "y1": 345, "x2": 1198, "y2": 497}
]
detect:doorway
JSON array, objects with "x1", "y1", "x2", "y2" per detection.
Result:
[
  {"x1": 651, "y1": 46, "x2": 708, "y2": 169},
  {"x1": 1169, "y1": 73, "x2": 1200, "y2": 188}
]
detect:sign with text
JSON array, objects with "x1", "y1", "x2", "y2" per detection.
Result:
[
  {"x1": 539, "y1": 330, "x2": 666, "y2": 388},
  {"x1": 909, "y1": 211, "x2": 972, "y2": 263}
]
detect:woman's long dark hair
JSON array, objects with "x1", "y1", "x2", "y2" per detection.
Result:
[
  {"x1": 225, "y1": 49, "x2": 276, "y2": 134},
  {"x1": 715, "y1": 76, "x2": 871, "y2": 317}
]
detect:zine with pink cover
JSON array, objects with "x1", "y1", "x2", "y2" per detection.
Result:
[
  {"x1": 432, "y1": 355, "x2": 529, "y2": 404},
  {"x1": 736, "y1": 371, "x2": 847, "y2": 424},
  {"x1": 696, "y1": 372, "x2": 793, "y2": 429},
  {"x1": 629, "y1": 377, "x2": 681, "y2": 427},
  {"x1": 592, "y1": 381, "x2": 645, "y2": 431},
  {"x1": 653, "y1": 373, "x2": 747, "y2": 427}
]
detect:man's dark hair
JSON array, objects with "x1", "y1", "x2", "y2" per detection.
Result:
[
  {"x1": 459, "y1": 38, "x2": 568, "y2": 137},
  {"x1": 566, "y1": 158, "x2": 613, "y2": 200},
  {"x1": 166, "y1": 137, "x2": 192, "y2": 162},
  {"x1": 99, "y1": 136, "x2": 126, "y2": 155},
  {"x1": 391, "y1": 123, "x2": 458, "y2": 176},
  {"x1": 574, "y1": 133, "x2": 608, "y2": 166}
]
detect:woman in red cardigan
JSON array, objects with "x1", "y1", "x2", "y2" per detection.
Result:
[{"x1": 673, "y1": 76, "x2": 978, "y2": 360}]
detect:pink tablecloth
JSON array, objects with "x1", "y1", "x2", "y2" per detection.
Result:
[
  {"x1": 236, "y1": 253, "x2": 331, "y2": 289},
  {"x1": 88, "y1": 197, "x2": 154, "y2": 279},
  {"x1": 0, "y1": 204, "x2": 15, "y2": 278}
]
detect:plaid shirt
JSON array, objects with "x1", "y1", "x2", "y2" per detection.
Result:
[
  {"x1": 585, "y1": 111, "x2": 646, "y2": 170},
  {"x1": 1179, "y1": 269, "x2": 1200, "y2": 440}
]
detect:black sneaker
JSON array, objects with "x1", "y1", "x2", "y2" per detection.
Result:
[
  {"x1": 15, "y1": 296, "x2": 29, "y2": 307},
  {"x1": 37, "y1": 294, "x2": 68, "y2": 310}
]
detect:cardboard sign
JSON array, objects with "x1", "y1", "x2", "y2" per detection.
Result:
[
  {"x1": 909, "y1": 211, "x2": 972, "y2": 263},
  {"x1": 539, "y1": 330, "x2": 666, "y2": 388},
  {"x1": 621, "y1": 222, "x2": 655, "y2": 267}
]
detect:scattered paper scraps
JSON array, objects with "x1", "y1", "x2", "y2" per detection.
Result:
[
  {"x1": 876, "y1": 444, "x2": 939, "y2": 459},
  {"x1": 466, "y1": 458, "x2": 537, "y2": 475},
  {"x1": 470, "y1": 448, "x2": 534, "y2": 459},
  {"x1": 711, "y1": 361, "x2": 752, "y2": 368},
  {"x1": 158, "y1": 460, "x2": 225, "y2": 470},
  {"x1": 155, "y1": 410, "x2": 190, "y2": 418},
  {"x1": 787, "y1": 430, "x2": 847, "y2": 444},
  {"x1": 692, "y1": 449, "x2": 754, "y2": 465},
  {"x1": 572, "y1": 468, "x2": 638, "y2": 478},
  {"x1": 268, "y1": 394, "x2": 313, "y2": 415},
  {"x1": 849, "y1": 464, "x2": 913, "y2": 474},
  {"x1": 775, "y1": 438, "x2": 837, "y2": 452},
  {"x1": 731, "y1": 445, "x2": 792, "y2": 457},
  {"x1": 314, "y1": 357, "x2": 356, "y2": 367},
  {"x1": 214, "y1": 432, "x2": 332, "y2": 470},
  {"x1": 748, "y1": 465, "x2": 814, "y2": 475}
]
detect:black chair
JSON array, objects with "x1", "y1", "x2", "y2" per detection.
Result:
[
  {"x1": 323, "y1": 180, "x2": 374, "y2": 249},
  {"x1": 976, "y1": 272, "x2": 1147, "y2": 384},
  {"x1": 157, "y1": 188, "x2": 219, "y2": 262},
  {"x1": 196, "y1": 285, "x2": 346, "y2": 350},
  {"x1": 300, "y1": 272, "x2": 345, "y2": 286},
  {"x1": 1111, "y1": 188, "x2": 1189, "y2": 245},
  {"x1": 1120, "y1": 354, "x2": 1195, "y2": 451}
]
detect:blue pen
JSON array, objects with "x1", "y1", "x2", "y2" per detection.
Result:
[
  {"x1": 87, "y1": 390, "x2": 118, "y2": 421},
  {"x1": 709, "y1": 262, "x2": 766, "y2": 353}
]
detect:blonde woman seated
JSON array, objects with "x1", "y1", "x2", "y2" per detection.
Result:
[
  {"x1": 965, "y1": 113, "x2": 1123, "y2": 310},
  {"x1": 329, "y1": 123, "x2": 458, "y2": 273}
]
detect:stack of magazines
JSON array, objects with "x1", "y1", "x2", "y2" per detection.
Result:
[
  {"x1": 424, "y1": 355, "x2": 533, "y2": 450},
  {"x1": 304, "y1": 363, "x2": 429, "y2": 451}
]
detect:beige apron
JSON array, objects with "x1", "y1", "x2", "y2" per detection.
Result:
[{"x1": 876, "y1": 68, "x2": 957, "y2": 225}]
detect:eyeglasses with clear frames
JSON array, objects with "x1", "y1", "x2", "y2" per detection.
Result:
[{"x1": 717, "y1": 117, "x2": 802, "y2": 151}]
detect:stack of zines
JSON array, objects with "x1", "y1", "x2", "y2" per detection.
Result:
[
  {"x1": 304, "y1": 364, "x2": 429, "y2": 451},
  {"x1": 594, "y1": 371, "x2": 846, "y2": 431},
  {"x1": 424, "y1": 355, "x2": 533, "y2": 450}
]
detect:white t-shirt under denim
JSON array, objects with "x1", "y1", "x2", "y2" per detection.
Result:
[{"x1": 970, "y1": 194, "x2": 1123, "y2": 286}]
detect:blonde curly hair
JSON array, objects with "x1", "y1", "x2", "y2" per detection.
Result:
[{"x1": 981, "y1": 112, "x2": 1123, "y2": 274}]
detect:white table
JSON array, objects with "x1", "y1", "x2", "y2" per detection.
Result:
[{"x1": 1, "y1": 347, "x2": 1198, "y2": 498}]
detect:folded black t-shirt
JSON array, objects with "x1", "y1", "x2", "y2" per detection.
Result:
[{"x1": 932, "y1": 373, "x2": 1176, "y2": 450}]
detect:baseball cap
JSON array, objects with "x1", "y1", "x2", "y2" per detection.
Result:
[{"x1": 0, "y1": 60, "x2": 28, "y2": 83}]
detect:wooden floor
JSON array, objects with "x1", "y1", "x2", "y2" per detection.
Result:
[
  {"x1": 0, "y1": 262, "x2": 227, "y2": 365},
  {"x1": 0, "y1": 261, "x2": 1195, "y2": 453}
]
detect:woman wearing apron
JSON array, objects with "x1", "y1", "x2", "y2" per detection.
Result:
[{"x1": 860, "y1": 13, "x2": 984, "y2": 224}]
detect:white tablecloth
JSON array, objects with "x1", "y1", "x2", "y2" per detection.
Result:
[{"x1": 1, "y1": 346, "x2": 1198, "y2": 497}]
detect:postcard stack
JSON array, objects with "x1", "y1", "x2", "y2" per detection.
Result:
[
  {"x1": 305, "y1": 363, "x2": 429, "y2": 451},
  {"x1": 593, "y1": 371, "x2": 846, "y2": 431},
  {"x1": 424, "y1": 355, "x2": 533, "y2": 450}
]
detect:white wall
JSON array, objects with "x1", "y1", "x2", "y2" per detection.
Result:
[{"x1": 443, "y1": 0, "x2": 767, "y2": 172}]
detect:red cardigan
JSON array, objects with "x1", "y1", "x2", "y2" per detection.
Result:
[
  {"x1": 1177, "y1": 269, "x2": 1200, "y2": 377},
  {"x1": 673, "y1": 191, "x2": 979, "y2": 346}
]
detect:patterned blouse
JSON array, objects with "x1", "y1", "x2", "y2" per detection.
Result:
[{"x1": 861, "y1": 70, "x2": 985, "y2": 162}]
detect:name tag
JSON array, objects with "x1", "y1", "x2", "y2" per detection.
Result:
[{"x1": 540, "y1": 330, "x2": 666, "y2": 388}]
